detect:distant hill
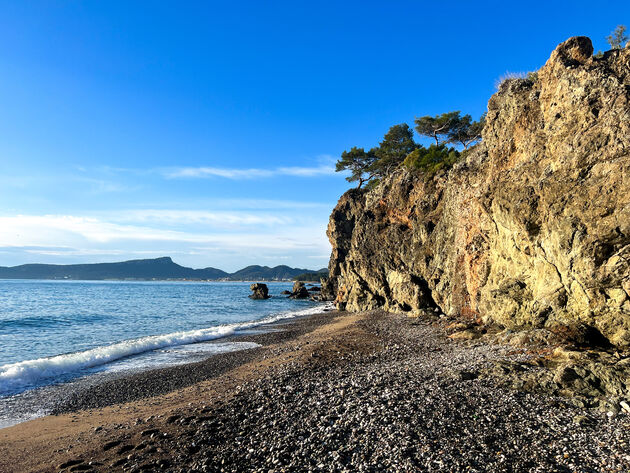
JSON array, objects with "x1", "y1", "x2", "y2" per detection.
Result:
[
  {"x1": 0, "y1": 257, "x2": 324, "y2": 281},
  {"x1": 229, "y1": 265, "x2": 318, "y2": 281},
  {"x1": 293, "y1": 269, "x2": 329, "y2": 281}
]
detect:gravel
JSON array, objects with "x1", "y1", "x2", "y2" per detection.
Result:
[{"x1": 62, "y1": 311, "x2": 630, "y2": 472}]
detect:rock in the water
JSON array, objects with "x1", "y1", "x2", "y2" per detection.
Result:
[
  {"x1": 249, "y1": 283, "x2": 270, "y2": 300},
  {"x1": 280, "y1": 290, "x2": 291, "y2": 295},
  {"x1": 326, "y1": 36, "x2": 630, "y2": 348},
  {"x1": 289, "y1": 281, "x2": 310, "y2": 299}
]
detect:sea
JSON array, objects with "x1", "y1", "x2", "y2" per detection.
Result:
[{"x1": 0, "y1": 279, "x2": 328, "y2": 428}]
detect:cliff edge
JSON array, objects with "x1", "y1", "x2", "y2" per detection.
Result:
[{"x1": 327, "y1": 37, "x2": 630, "y2": 347}]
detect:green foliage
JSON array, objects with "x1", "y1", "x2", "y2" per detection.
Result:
[
  {"x1": 335, "y1": 146, "x2": 377, "y2": 188},
  {"x1": 371, "y1": 123, "x2": 417, "y2": 177},
  {"x1": 363, "y1": 178, "x2": 381, "y2": 191},
  {"x1": 446, "y1": 113, "x2": 486, "y2": 149},
  {"x1": 526, "y1": 71, "x2": 538, "y2": 83},
  {"x1": 414, "y1": 111, "x2": 461, "y2": 145},
  {"x1": 403, "y1": 144, "x2": 460, "y2": 175},
  {"x1": 335, "y1": 111, "x2": 483, "y2": 188},
  {"x1": 607, "y1": 25, "x2": 628, "y2": 50},
  {"x1": 335, "y1": 124, "x2": 416, "y2": 188}
]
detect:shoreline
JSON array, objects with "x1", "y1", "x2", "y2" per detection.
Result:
[
  {"x1": 0, "y1": 304, "x2": 333, "y2": 427},
  {"x1": 50, "y1": 308, "x2": 337, "y2": 414},
  {"x1": 1, "y1": 310, "x2": 629, "y2": 472},
  {"x1": 0, "y1": 309, "x2": 344, "y2": 472}
]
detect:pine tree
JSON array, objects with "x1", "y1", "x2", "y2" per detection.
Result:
[{"x1": 607, "y1": 25, "x2": 628, "y2": 50}]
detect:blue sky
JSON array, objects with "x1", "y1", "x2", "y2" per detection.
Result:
[{"x1": 0, "y1": 1, "x2": 627, "y2": 271}]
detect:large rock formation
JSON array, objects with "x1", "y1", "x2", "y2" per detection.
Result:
[
  {"x1": 289, "y1": 281, "x2": 310, "y2": 299},
  {"x1": 249, "y1": 283, "x2": 270, "y2": 300},
  {"x1": 327, "y1": 37, "x2": 630, "y2": 347}
]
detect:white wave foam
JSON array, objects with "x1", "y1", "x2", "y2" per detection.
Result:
[{"x1": 0, "y1": 302, "x2": 333, "y2": 396}]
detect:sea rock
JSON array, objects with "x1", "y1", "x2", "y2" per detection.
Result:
[
  {"x1": 326, "y1": 36, "x2": 630, "y2": 347},
  {"x1": 289, "y1": 282, "x2": 310, "y2": 299},
  {"x1": 249, "y1": 283, "x2": 270, "y2": 300}
]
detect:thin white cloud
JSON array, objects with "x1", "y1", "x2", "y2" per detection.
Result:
[
  {"x1": 158, "y1": 198, "x2": 333, "y2": 211},
  {"x1": 275, "y1": 166, "x2": 336, "y2": 177},
  {"x1": 73, "y1": 177, "x2": 135, "y2": 194},
  {"x1": 162, "y1": 165, "x2": 336, "y2": 180},
  {"x1": 112, "y1": 209, "x2": 292, "y2": 226}
]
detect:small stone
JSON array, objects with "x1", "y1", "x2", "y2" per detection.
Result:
[
  {"x1": 57, "y1": 459, "x2": 83, "y2": 469},
  {"x1": 117, "y1": 445, "x2": 134, "y2": 455},
  {"x1": 140, "y1": 428, "x2": 160, "y2": 437},
  {"x1": 448, "y1": 329, "x2": 481, "y2": 340},
  {"x1": 572, "y1": 415, "x2": 589, "y2": 425},
  {"x1": 103, "y1": 440, "x2": 121, "y2": 451}
]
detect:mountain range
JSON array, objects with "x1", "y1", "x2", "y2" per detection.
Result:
[{"x1": 0, "y1": 257, "x2": 328, "y2": 281}]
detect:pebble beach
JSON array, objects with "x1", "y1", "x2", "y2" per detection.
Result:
[{"x1": 2, "y1": 310, "x2": 629, "y2": 472}]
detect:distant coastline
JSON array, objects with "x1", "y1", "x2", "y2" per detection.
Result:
[{"x1": 0, "y1": 256, "x2": 328, "y2": 282}]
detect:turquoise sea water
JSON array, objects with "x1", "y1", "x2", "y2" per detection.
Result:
[{"x1": 0, "y1": 280, "x2": 323, "y2": 398}]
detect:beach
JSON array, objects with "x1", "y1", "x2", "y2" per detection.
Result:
[{"x1": 1, "y1": 310, "x2": 629, "y2": 472}]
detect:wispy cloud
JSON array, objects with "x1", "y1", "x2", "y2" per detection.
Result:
[
  {"x1": 113, "y1": 209, "x2": 292, "y2": 226},
  {"x1": 211, "y1": 198, "x2": 332, "y2": 210},
  {"x1": 73, "y1": 177, "x2": 137, "y2": 194},
  {"x1": 162, "y1": 165, "x2": 336, "y2": 180}
]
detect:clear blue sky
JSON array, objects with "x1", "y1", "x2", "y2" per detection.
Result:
[{"x1": 0, "y1": 1, "x2": 627, "y2": 271}]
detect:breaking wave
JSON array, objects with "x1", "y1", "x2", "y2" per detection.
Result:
[{"x1": 0, "y1": 303, "x2": 332, "y2": 396}]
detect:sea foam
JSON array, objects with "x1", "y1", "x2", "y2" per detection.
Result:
[{"x1": 0, "y1": 302, "x2": 332, "y2": 396}]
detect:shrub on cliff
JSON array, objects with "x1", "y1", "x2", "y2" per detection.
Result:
[{"x1": 403, "y1": 144, "x2": 460, "y2": 175}]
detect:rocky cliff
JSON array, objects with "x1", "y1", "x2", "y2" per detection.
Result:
[{"x1": 327, "y1": 37, "x2": 630, "y2": 347}]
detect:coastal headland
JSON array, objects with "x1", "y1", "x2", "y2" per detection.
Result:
[{"x1": 1, "y1": 309, "x2": 629, "y2": 472}]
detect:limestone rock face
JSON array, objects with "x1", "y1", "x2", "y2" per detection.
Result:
[
  {"x1": 319, "y1": 277, "x2": 336, "y2": 301},
  {"x1": 327, "y1": 37, "x2": 630, "y2": 347}
]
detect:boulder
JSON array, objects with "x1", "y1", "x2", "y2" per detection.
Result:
[
  {"x1": 289, "y1": 281, "x2": 310, "y2": 299},
  {"x1": 249, "y1": 283, "x2": 270, "y2": 300}
]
